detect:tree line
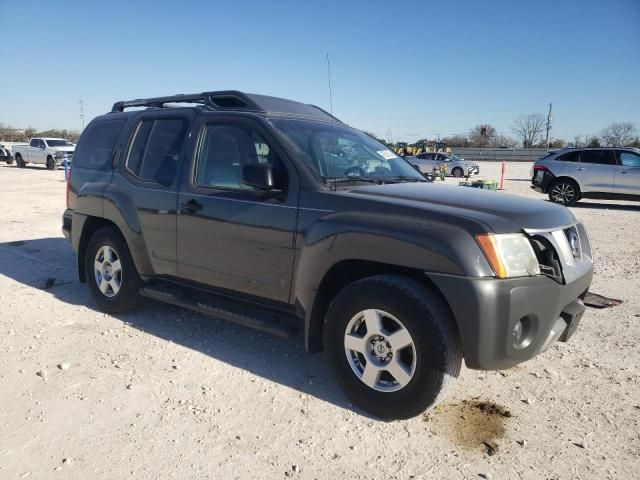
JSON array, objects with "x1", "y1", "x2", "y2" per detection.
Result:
[
  {"x1": 384, "y1": 117, "x2": 639, "y2": 150},
  {"x1": 0, "y1": 124, "x2": 82, "y2": 144}
]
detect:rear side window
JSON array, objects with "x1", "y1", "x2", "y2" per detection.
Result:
[
  {"x1": 556, "y1": 151, "x2": 580, "y2": 162},
  {"x1": 126, "y1": 118, "x2": 187, "y2": 185},
  {"x1": 74, "y1": 120, "x2": 126, "y2": 170},
  {"x1": 580, "y1": 150, "x2": 616, "y2": 165}
]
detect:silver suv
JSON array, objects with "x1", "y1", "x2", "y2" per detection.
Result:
[
  {"x1": 531, "y1": 148, "x2": 640, "y2": 206},
  {"x1": 410, "y1": 152, "x2": 480, "y2": 177}
]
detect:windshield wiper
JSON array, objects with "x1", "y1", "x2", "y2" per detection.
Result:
[
  {"x1": 325, "y1": 176, "x2": 384, "y2": 185},
  {"x1": 381, "y1": 176, "x2": 427, "y2": 183}
]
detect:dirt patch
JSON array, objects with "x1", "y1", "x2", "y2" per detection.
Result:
[{"x1": 424, "y1": 399, "x2": 512, "y2": 455}]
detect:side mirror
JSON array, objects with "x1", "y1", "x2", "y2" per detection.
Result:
[{"x1": 242, "y1": 163, "x2": 279, "y2": 191}]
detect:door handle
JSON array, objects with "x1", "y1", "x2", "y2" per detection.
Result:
[
  {"x1": 577, "y1": 167, "x2": 585, "y2": 171},
  {"x1": 180, "y1": 199, "x2": 203, "y2": 214},
  {"x1": 620, "y1": 171, "x2": 627, "y2": 174}
]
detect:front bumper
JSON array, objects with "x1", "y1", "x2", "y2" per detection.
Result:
[{"x1": 429, "y1": 268, "x2": 592, "y2": 370}]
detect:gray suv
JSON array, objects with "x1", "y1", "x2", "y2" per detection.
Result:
[
  {"x1": 410, "y1": 152, "x2": 480, "y2": 177},
  {"x1": 63, "y1": 90, "x2": 593, "y2": 419},
  {"x1": 532, "y1": 148, "x2": 640, "y2": 206}
]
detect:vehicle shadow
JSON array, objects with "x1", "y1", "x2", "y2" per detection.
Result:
[
  {"x1": 0, "y1": 237, "x2": 365, "y2": 416},
  {"x1": 571, "y1": 201, "x2": 639, "y2": 212}
]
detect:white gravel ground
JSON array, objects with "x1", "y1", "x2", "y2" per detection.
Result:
[{"x1": 0, "y1": 161, "x2": 638, "y2": 479}]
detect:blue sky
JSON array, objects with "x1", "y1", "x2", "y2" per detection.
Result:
[{"x1": 0, "y1": 0, "x2": 638, "y2": 142}]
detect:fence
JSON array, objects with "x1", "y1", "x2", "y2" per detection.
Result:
[{"x1": 451, "y1": 148, "x2": 549, "y2": 162}]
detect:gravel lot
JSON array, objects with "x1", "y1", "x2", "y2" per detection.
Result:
[{"x1": 0, "y1": 161, "x2": 638, "y2": 479}]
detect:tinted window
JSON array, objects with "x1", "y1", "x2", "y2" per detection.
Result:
[
  {"x1": 556, "y1": 151, "x2": 580, "y2": 162},
  {"x1": 30, "y1": 139, "x2": 38, "y2": 147},
  {"x1": 74, "y1": 120, "x2": 126, "y2": 170},
  {"x1": 195, "y1": 125, "x2": 286, "y2": 190},
  {"x1": 618, "y1": 151, "x2": 640, "y2": 167},
  {"x1": 126, "y1": 118, "x2": 187, "y2": 185},
  {"x1": 580, "y1": 150, "x2": 616, "y2": 165}
]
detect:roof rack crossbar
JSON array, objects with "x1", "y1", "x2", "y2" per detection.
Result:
[{"x1": 111, "y1": 90, "x2": 263, "y2": 113}]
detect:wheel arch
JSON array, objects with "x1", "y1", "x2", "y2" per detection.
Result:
[
  {"x1": 77, "y1": 217, "x2": 126, "y2": 283},
  {"x1": 304, "y1": 259, "x2": 459, "y2": 353}
]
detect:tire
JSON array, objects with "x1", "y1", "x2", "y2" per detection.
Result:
[
  {"x1": 6, "y1": 158, "x2": 14, "y2": 165},
  {"x1": 85, "y1": 226, "x2": 143, "y2": 313},
  {"x1": 15, "y1": 154, "x2": 25, "y2": 168},
  {"x1": 548, "y1": 178, "x2": 580, "y2": 206},
  {"x1": 46, "y1": 156, "x2": 56, "y2": 170},
  {"x1": 451, "y1": 167, "x2": 464, "y2": 178},
  {"x1": 323, "y1": 275, "x2": 462, "y2": 420}
]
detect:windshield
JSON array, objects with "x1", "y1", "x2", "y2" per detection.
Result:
[
  {"x1": 448, "y1": 154, "x2": 464, "y2": 162},
  {"x1": 271, "y1": 119, "x2": 424, "y2": 181},
  {"x1": 46, "y1": 139, "x2": 74, "y2": 147}
]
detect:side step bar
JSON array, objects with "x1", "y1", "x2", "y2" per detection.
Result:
[{"x1": 140, "y1": 284, "x2": 297, "y2": 339}]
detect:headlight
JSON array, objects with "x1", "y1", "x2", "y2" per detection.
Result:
[{"x1": 476, "y1": 233, "x2": 540, "y2": 278}]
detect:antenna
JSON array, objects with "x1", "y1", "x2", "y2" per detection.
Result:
[
  {"x1": 326, "y1": 53, "x2": 338, "y2": 190},
  {"x1": 79, "y1": 98, "x2": 85, "y2": 130},
  {"x1": 326, "y1": 53, "x2": 334, "y2": 117},
  {"x1": 545, "y1": 102, "x2": 552, "y2": 150}
]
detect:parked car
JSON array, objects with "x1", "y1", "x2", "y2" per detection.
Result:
[
  {"x1": 13, "y1": 137, "x2": 75, "y2": 169},
  {"x1": 63, "y1": 90, "x2": 593, "y2": 420},
  {"x1": 409, "y1": 152, "x2": 480, "y2": 177},
  {"x1": 0, "y1": 143, "x2": 13, "y2": 164},
  {"x1": 531, "y1": 147, "x2": 640, "y2": 206}
]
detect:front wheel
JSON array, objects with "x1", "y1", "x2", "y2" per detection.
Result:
[
  {"x1": 549, "y1": 179, "x2": 580, "y2": 206},
  {"x1": 85, "y1": 226, "x2": 143, "y2": 313},
  {"x1": 451, "y1": 167, "x2": 464, "y2": 177},
  {"x1": 6, "y1": 158, "x2": 14, "y2": 165},
  {"x1": 324, "y1": 275, "x2": 462, "y2": 420}
]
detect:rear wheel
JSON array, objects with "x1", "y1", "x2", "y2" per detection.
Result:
[
  {"x1": 46, "y1": 156, "x2": 56, "y2": 170},
  {"x1": 451, "y1": 167, "x2": 464, "y2": 177},
  {"x1": 324, "y1": 275, "x2": 462, "y2": 420},
  {"x1": 85, "y1": 227, "x2": 143, "y2": 313},
  {"x1": 6, "y1": 158, "x2": 14, "y2": 165},
  {"x1": 549, "y1": 178, "x2": 580, "y2": 206},
  {"x1": 15, "y1": 154, "x2": 25, "y2": 168}
]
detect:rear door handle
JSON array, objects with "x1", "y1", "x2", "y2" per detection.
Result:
[{"x1": 180, "y1": 199, "x2": 203, "y2": 214}]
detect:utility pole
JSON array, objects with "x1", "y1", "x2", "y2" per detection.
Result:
[
  {"x1": 79, "y1": 98, "x2": 85, "y2": 130},
  {"x1": 545, "y1": 102, "x2": 552, "y2": 150}
]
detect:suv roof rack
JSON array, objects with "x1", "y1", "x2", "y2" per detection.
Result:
[{"x1": 111, "y1": 90, "x2": 343, "y2": 123}]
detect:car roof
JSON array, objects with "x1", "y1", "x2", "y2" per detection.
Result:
[{"x1": 106, "y1": 90, "x2": 343, "y2": 125}]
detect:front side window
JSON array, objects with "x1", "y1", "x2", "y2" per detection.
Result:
[
  {"x1": 580, "y1": 150, "x2": 616, "y2": 165},
  {"x1": 618, "y1": 151, "x2": 640, "y2": 167},
  {"x1": 271, "y1": 119, "x2": 424, "y2": 181},
  {"x1": 195, "y1": 124, "x2": 286, "y2": 190},
  {"x1": 74, "y1": 120, "x2": 126, "y2": 170},
  {"x1": 126, "y1": 118, "x2": 187, "y2": 185}
]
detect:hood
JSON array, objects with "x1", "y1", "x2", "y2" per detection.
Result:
[
  {"x1": 343, "y1": 182, "x2": 575, "y2": 233},
  {"x1": 50, "y1": 145, "x2": 75, "y2": 152}
]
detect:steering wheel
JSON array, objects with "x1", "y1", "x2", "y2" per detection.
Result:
[{"x1": 343, "y1": 165, "x2": 366, "y2": 177}]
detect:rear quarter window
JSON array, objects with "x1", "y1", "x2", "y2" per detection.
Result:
[
  {"x1": 556, "y1": 151, "x2": 580, "y2": 162},
  {"x1": 74, "y1": 120, "x2": 126, "y2": 169}
]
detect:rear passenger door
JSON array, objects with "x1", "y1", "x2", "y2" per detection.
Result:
[
  {"x1": 176, "y1": 116, "x2": 298, "y2": 303},
  {"x1": 613, "y1": 150, "x2": 640, "y2": 195},
  {"x1": 570, "y1": 150, "x2": 616, "y2": 193},
  {"x1": 111, "y1": 111, "x2": 192, "y2": 276}
]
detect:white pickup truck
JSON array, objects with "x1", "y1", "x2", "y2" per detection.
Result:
[{"x1": 13, "y1": 138, "x2": 75, "y2": 169}]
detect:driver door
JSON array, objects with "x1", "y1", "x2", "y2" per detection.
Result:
[{"x1": 177, "y1": 118, "x2": 298, "y2": 303}]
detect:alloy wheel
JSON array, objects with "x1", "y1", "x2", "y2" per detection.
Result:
[
  {"x1": 551, "y1": 182, "x2": 575, "y2": 204},
  {"x1": 343, "y1": 309, "x2": 417, "y2": 392},
  {"x1": 94, "y1": 245, "x2": 122, "y2": 298}
]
